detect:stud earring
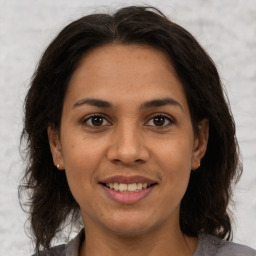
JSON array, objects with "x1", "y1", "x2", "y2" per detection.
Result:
[
  {"x1": 192, "y1": 161, "x2": 201, "y2": 171},
  {"x1": 56, "y1": 164, "x2": 65, "y2": 170}
]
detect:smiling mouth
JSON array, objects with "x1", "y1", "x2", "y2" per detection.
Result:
[{"x1": 101, "y1": 182, "x2": 156, "y2": 193}]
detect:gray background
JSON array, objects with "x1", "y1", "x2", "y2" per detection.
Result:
[{"x1": 0, "y1": 0, "x2": 255, "y2": 255}]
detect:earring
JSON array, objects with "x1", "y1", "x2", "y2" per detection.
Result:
[
  {"x1": 192, "y1": 161, "x2": 200, "y2": 171},
  {"x1": 56, "y1": 164, "x2": 64, "y2": 170}
]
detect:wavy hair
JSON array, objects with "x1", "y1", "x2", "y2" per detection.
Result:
[{"x1": 19, "y1": 5, "x2": 241, "y2": 253}]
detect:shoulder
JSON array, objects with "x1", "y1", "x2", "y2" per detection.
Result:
[
  {"x1": 31, "y1": 229, "x2": 85, "y2": 256},
  {"x1": 216, "y1": 239, "x2": 256, "y2": 256},
  {"x1": 195, "y1": 232, "x2": 256, "y2": 256},
  {"x1": 31, "y1": 244, "x2": 66, "y2": 256}
]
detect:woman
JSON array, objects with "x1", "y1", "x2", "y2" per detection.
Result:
[{"x1": 19, "y1": 6, "x2": 256, "y2": 256}]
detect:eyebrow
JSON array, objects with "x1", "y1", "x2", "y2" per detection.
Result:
[
  {"x1": 73, "y1": 98, "x2": 113, "y2": 108},
  {"x1": 140, "y1": 98, "x2": 183, "y2": 111},
  {"x1": 73, "y1": 97, "x2": 183, "y2": 111}
]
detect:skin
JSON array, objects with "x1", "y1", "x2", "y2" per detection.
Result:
[{"x1": 49, "y1": 44, "x2": 209, "y2": 256}]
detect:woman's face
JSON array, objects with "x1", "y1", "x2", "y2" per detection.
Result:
[{"x1": 49, "y1": 44, "x2": 208, "y2": 236}]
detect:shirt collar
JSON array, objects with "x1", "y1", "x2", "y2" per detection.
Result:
[{"x1": 65, "y1": 229, "x2": 85, "y2": 256}]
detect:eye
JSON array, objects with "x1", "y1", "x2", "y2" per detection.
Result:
[
  {"x1": 146, "y1": 114, "x2": 174, "y2": 127},
  {"x1": 83, "y1": 115, "x2": 111, "y2": 127}
]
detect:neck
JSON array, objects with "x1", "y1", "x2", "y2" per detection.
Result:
[{"x1": 79, "y1": 221, "x2": 197, "y2": 256}]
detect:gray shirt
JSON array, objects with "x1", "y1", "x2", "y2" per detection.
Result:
[{"x1": 35, "y1": 229, "x2": 256, "y2": 256}]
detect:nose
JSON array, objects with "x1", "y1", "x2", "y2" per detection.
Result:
[{"x1": 107, "y1": 123, "x2": 149, "y2": 165}]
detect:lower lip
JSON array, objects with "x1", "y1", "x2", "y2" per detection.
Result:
[{"x1": 101, "y1": 185, "x2": 155, "y2": 204}]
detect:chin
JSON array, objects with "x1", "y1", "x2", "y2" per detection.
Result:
[
  {"x1": 106, "y1": 224, "x2": 151, "y2": 237},
  {"x1": 102, "y1": 213, "x2": 160, "y2": 237}
]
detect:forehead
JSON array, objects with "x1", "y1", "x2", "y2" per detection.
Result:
[
  {"x1": 65, "y1": 44, "x2": 188, "y2": 111},
  {"x1": 71, "y1": 43, "x2": 178, "y2": 83}
]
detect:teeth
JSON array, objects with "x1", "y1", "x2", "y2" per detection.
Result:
[
  {"x1": 114, "y1": 183, "x2": 119, "y2": 190},
  {"x1": 142, "y1": 183, "x2": 147, "y2": 189},
  {"x1": 119, "y1": 183, "x2": 127, "y2": 191},
  {"x1": 127, "y1": 183, "x2": 136, "y2": 192},
  {"x1": 106, "y1": 183, "x2": 151, "y2": 192}
]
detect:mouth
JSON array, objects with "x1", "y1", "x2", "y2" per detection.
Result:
[
  {"x1": 101, "y1": 182, "x2": 156, "y2": 193},
  {"x1": 99, "y1": 175, "x2": 157, "y2": 204}
]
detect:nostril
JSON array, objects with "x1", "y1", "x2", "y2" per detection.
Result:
[
  {"x1": 113, "y1": 159, "x2": 121, "y2": 163},
  {"x1": 135, "y1": 159, "x2": 144, "y2": 163},
  {"x1": 112, "y1": 158, "x2": 144, "y2": 164},
  {"x1": 107, "y1": 143, "x2": 149, "y2": 164}
]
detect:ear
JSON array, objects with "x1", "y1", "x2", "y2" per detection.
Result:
[
  {"x1": 48, "y1": 126, "x2": 65, "y2": 170},
  {"x1": 191, "y1": 119, "x2": 209, "y2": 170}
]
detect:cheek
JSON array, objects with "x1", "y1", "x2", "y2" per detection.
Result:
[
  {"x1": 60, "y1": 138, "x2": 104, "y2": 196},
  {"x1": 62, "y1": 134, "x2": 105, "y2": 168},
  {"x1": 155, "y1": 138, "x2": 193, "y2": 187},
  {"x1": 157, "y1": 137, "x2": 193, "y2": 166}
]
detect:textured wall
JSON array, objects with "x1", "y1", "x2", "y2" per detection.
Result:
[{"x1": 0, "y1": 0, "x2": 255, "y2": 255}]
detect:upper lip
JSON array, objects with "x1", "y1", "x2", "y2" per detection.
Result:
[{"x1": 99, "y1": 175, "x2": 157, "y2": 185}]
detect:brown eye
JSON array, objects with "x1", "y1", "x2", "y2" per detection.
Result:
[
  {"x1": 146, "y1": 115, "x2": 173, "y2": 127},
  {"x1": 153, "y1": 116, "x2": 166, "y2": 126},
  {"x1": 84, "y1": 115, "x2": 110, "y2": 127},
  {"x1": 91, "y1": 116, "x2": 104, "y2": 126}
]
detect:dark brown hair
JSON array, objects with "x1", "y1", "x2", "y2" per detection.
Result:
[{"x1": 19, "y1": 5, "x2": 241, "y2": 253}]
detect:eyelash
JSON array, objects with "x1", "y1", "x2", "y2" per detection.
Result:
[
  {"x1": 82, "y1": 113, "x2": 175, "y2": 128},
  {"x1": 82, "y1": 114, "x2": 111, "y2": 127},
  {"x1": 145, "y1": 114, "x2": 174, "y2": 127}
]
